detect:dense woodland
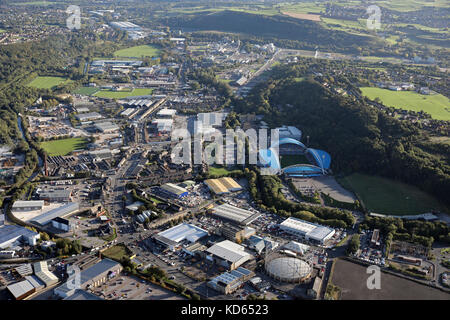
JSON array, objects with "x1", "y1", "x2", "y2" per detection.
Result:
[{"x1": 167, "y1": 10, "x2": 377, "y2": 54}]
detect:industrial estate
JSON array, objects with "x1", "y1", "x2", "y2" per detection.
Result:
[{"x1": 0, "y1": 0, "x2": 448, "y2": 305}]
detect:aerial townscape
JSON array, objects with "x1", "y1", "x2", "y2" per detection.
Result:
[{"x1": 0, "y1": 0, "x2": 449, "y2": 309}]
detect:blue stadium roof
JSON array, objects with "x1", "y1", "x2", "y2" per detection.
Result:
[{"x1": 258, "y1": 137, "x2": 331, "y2": 174}]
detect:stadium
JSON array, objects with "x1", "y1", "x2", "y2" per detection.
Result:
[{"x1": 259, "y1": 137, "x2": 331, "y2": 177}]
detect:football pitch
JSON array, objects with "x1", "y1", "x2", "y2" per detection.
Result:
[
  {"x1": 114, "y1": 45, "x2": 161, "y2": 58},
  {"x1": 93, "y1": 88, "x2": 153, "y2": 99},
  {"x1": 27, "y1": 76, "x2": 72, "y2": 89},
  {"x1": 360, "y1": 87, "x2": 450, "y2": 121},
  {"x1": 40, "y1": 137, "x2": 88, "y2": 156}
]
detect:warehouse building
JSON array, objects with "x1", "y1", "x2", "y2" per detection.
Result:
[
  {"x1": 75, "y1": 112, "x2": 103, "y2": 121},
  {"x1": 11, "y1": 200, "x2": 44, "y2": 212},
  {"x1": 207, "y1": 267, "x2": 254, "y2": 294},
  {"x1": 159, "y1": 183, "x2": 188, "y2": 198},
  {"x1": 206, "y1": 240, "x2": 253, "y2": 270},
  {"x1": 51, "y1": 217, "x2": 72, "y2": 232},
  {"x1": 156, "y1": 108, "x2": 177, "y2": 118},
  {"x1": 38, "y1": 189, "x2": 72, "y2": 202},
  {"x1": 279, "y1": 217, "x2": 335, "y2": 245},
  {"x1": 31, "y1": 202, "x2": 79, "y2": 227},
  {"x1": 15, "y1": 264, "x2": 33, "y2": 277},
  {"x1": 110, "y1": 21, "x2": 142, "y2": 32},
  {"x1": 219, "y1": 224, "x2": 255, "y2": 242},
  {"x1": 154, "y1": 223, "x2": 208, "y2": 251},
  {"x1": 0, "y1": 225, "x2": 40, "y2": 249},
  {"x1": 94, "y1": 121, "x2": 120, "y2": 133},
  {"x1": 211, "y1": 203, "x2": 260, "y2": 226},
  {"x1": 152, "y1": 118, "x2": 173, "y2": 133},
  {"x1": 204, "y1": 177, "x2": 243, "y2": 195},
  {"x1": 6, "y1": 279, "x2": 35, "y2": 300},
  {"x1": 33, "y1": 261, "x2": 58, "y2": 287},
  {"x1": 54, "y1": 258, "x2": 122, "y2": 298}
]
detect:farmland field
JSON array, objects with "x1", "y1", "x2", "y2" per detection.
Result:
[
  {"x1": 331, "y1": 259, "x2": 450, "y2": 300},
  {"x1": 114, "y1": 45, "x2": 161, "y2": 58},
  {"x1": 93, "y1": 88, "x2": 153, "y2": 99},
  {"x1": 281, "y1": 12, "x2": 321, "y2": 21},
  {"x1": 337, "y1": 173, "x2": 446, "y2": 215},
  {"x1": 360, "y1": 87, "x2": 450, "y2": 120},
  {"x1": 40, "y1": 137, "x2": 88, "y2": 156},
  {"x1": 27, "y1": 76, "x2": 71, "y2": 89}
]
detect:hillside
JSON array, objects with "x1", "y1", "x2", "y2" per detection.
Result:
[{"x1": 167, "y1": 10, "x2": 377, "y2": 53}]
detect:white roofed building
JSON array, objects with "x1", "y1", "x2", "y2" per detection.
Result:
[
  {"x1": 279, "y1": 217, "x2": 335, "y2": 245},
  {"x1": 206, "y1": 240, "x2": 253, "y2": 270}
]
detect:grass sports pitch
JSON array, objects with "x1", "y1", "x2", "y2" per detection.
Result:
[
  {"x1": 114, "y1": 44, "x2": 161, "y2": 58},
  {"x1": 337, "y1": 173, "x2": 446, "y2": 215},
  {"x1": 40, "y1": 137, "x2": 88, "y2": 156},
  {"x1": 360, "y1": 87, "x2": 450, "y2": 121},
  {"x1": 27, "y1": 76, "x2": 72, "y2": 89},
  {"x1": 93, "y1": 88, "x2": 153, "y2": 99}
]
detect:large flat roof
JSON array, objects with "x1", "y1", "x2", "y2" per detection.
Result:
[
  {"x1": 80, "y1": 258, "x2": 121, "y2": 285},
  {"x1": 204, "y1": 177, "x2": 242, "y2": 194},
  {"x1": 0, "y1": 225, "x2": 38, "y2": 246},
  {"x1": 160, "y1": 183, "x2": 187, "y2": 196},
  {"x1": 12, "y1": 200, "x2": 44, "y2": 209},
  {"x1": 31, "y1": 202, "x2": 79, "y2": 226},
  {"x1": 7, "y1": 280, "x2": 34, "y2": 299},
  {"x1": 156, "y1": 223, "x2": 208, "y2": 245},
  {"x1": 280, "y1": 217, "x2": 335, "y2": 242},
  {"x1": 206, "y1": 240, "x2": 252, "y2": 264}
]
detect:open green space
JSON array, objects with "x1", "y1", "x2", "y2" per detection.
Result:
[
  {"x1": 73, "y1": 87, "x2": 100, "y2": 96},
  {"x1": 93, "y1": 88, "x2": 153, "y2": 99},
  {"x1": 208, "y1": 165, "x2": 242, "y2": 178},
  {"x1": 337, "y1": 173, "x2": 446, "y2": 215},
  {"x1": 13, "y1": 1, "x2": 60, "y2": 5},
  {"x1": 40, "y1": 137, "x2": 88, "y2": 156},
  {"x1": 280, "y1": 154, "x2": 310, "y2": 168},
  {"x1": 114, "y1": 45, "x2": 161, "y2": 58},
  {"x1": 27, "y1": 76, "x2": 72, "y2": 89},
  {"x1": 360, "y1": 87, "x2": 450, "y2": 121}
]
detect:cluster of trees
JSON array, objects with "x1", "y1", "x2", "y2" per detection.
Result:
[
  {"x1": 55, "y1": 238, "x2": 82, "y2": 256},
  {"x1": 347, "y1": 234, "x2": 361, "y2": 255},
  {"x1": 245, "y1": 168, "x2": 355, "y2": 229},
  {"x1": 224, "y1": 111, "x2": 241, "y2": 129},
  {"x1": 188, "y1": 67, "x2": 233, "y2": 98},
  {"x1": 359, "y1": 215, "x2": 450, "y2": 247}
]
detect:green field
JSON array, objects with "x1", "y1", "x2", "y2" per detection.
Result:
[
  {"x1": 40, "y1": 137, "x2": 88, "y2": 156},
  {"x1": 13, "y1": 1, "x2": 60, "y2": 5},
  {"x1": 280, "y1": 154, "x2": 310, "y2": 168},
  {"x1": 93, "y1": 88, "x2": 153, "y2": 99},
  {"x1": 337, "y1": 173, "x2": 446, "y2": 215},
  {"x1": 208, "y1": 165, "x2": 243, "y2": 177},
  {"x1": 114, "y1": 45, "x2": 161, "y2": 58},
  {"x1": 102, "y1": 244, "x2": 131, "y2": 261},
  {"x1": 360, "y1": 87, "x2": 450, "y2": 121},
  {"x1": 73, "y1": 87, "x2": 100, "y2": 96},
  {"x1": 27, "y1": 76, "x2": 71, "y2": 89}
]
